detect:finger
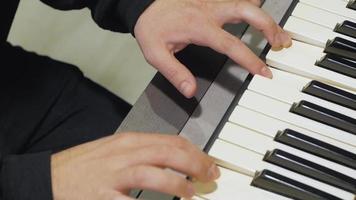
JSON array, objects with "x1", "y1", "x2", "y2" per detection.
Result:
[
  {"x1": 273, "y1": 26, "x2": 293, "y2": 50},
  {"x1": 192, "y1": 26, "x2": 272, "y2": 78},
  {"x1": 214, "y1": 0, "x2": 260, "y2": 5},
  {"x1": 113, "y1": 196, "x2": 135, "y2": 200},
  {"x1": 107, "y1": 133, "x2": 215, "y2": 165},
  {"x1": 115, "y1": 144, "x2": 219, "y2": 182},
  {"x1": 109, "y1": 133, "x2": 220, "y2": 181},
  {"x1": 81, "y1": 133, "x2": 189, "y2": 159},
  {"x1": 210, "y1": 0, "x2": 291, "y2": 48},
  {"x1": 112, "y1": 133, "x2": 202, "y2": 155},
  {"x1": 117, "y1": 165, "x2": 196, "y2": 198},
  {"x1": 144, "y1": 45, "x2": 197, "y2": 98},
  {"x1": 110, "y1": 192, "x2": 135, "y2": 200}
]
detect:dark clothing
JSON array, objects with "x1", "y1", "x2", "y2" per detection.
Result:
[
  {"x1": 39, "y1": 0, "x2": 154, "y2": 34},
  {"x1": 1, "y1": 0, "x2": 153, "y2": 199},
  {"x1": 1, "y1": 43, "x2": 131, "y2": 200},
  {"x1": 1, "y1": 0, "x2": 154, "y2": 40},
  {"x1": 0, "y1": 0, "x2": 19, "y2": 43}
]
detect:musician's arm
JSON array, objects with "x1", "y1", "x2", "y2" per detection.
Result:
[
  {"x1": 40, "y1": 0, "x2": 291, "y2": 99},
  {"x1": 39, "y1": 0, "x2": 154, "y2": 34}
]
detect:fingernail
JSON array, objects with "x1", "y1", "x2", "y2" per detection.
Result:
[
  {"x1": 282, "y1": 32, "x2": 292, "y2": 48},
  {"x1": 187, "y1": 183, "x2": 195, "y2": 197},
  {"x1": 271, "y1": 45, "x2": 283, "y2": 52},
  {"x1": 272, "y1": 31, "x2": 291, "y2": 50},
  {"x1": 284, "y1": 38, "x2": 293, "y2": 48},
  {"x1": 260, "y1": 66, "x2": 273, "y2": 79},
  {"x1": 180, "y1": 81, "x2": 192, "y2": 98},
  {"x1": 207, "y1": 164, "x2": 220, "y2": 180}
]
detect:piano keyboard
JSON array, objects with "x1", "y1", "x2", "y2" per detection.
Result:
[{"x1": 191, "y1": 0, "x2": 356, "y2": 200}]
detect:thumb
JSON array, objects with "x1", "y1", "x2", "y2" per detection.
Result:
[{"x1": 146, "y1": 47, "x2": 197, "y2": 98}]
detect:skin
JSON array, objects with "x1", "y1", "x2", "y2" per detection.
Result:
[
  {"x1": 135, "y1": 0, "x2": 292, "y2": 98},
  {"x1": 52, "y1": 133, "x2": 220, "y2": 199},
  {"x1": 51, "y1": 0, "x2": 292, "y2": 199}
]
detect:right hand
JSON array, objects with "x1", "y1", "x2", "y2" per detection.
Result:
[
  {"x1": 51, "y1": 133, "x2": 220, "y2": 200},
  {"x1": 135, "y1": 0, "x2": 292, "y2": 98}
]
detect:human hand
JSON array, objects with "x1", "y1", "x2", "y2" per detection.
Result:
[
  {"x1": 134, "y1": 0, "x2": 292, "y2": 98},
  {"x1": 51, "y1": 133, "x2": 219, "y2": 200}
]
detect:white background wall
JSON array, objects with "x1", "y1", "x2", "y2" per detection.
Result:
[{"x1": 8, "y1": 0, "x2": 156, "y2": 105}]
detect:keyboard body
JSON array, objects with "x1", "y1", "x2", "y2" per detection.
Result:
[{"x1": 118, "y1": 0, "x2": 356, "y2": 199}]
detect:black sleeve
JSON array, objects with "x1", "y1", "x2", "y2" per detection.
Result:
[
  {"x1": 40, "y1": 0, "x2": 154, "y2": 34},
  {"x1": 1, "y1": 152, "x2": 53, "y2": 200}
]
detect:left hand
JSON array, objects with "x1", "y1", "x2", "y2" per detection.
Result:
[
  {"x1": 51, "y1": 133, "x2": 219, "y2": 200},
  {"x1": 134, "y1": 0, "x2": 291, "y2": 98}
]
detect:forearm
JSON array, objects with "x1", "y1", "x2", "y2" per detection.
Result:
[{"x1": 40, "y1": 0, "x2": 154, "y2": 34}]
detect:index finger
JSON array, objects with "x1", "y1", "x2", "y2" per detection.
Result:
[
  {"x1": 210, "y1": 0, "x2": 292, "y2": 49},
  {"x1": 191, "y1": 25, "x2": 273, "y2": 78}
]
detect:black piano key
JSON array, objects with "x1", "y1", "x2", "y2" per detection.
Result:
[
  {"x1": 263, "y1": 149, "x2": 356, "y2": 193},
  {"x1": 275, "y1": 129, "x2": 356, "y2": 170},
  {"x1": 335, "y1": 20, "x2": 356, "y2": 39},
  {"x1": 324, "y1": 37, "x2": 356, "y2": 61},
  {"x1": 302, "y1": 80, "x2": 356, "y2": 110},
  {"x1": 347, "y1": 0, "x2": 356, "y2": 10},
  {"x1": 315, "y1": 54, "x2": 356, "y2": 78},
  {"x1": 290, "y1": 100, "x2": 356, "y2": 135},
  {"x1": 251, "y1": 170, "x2": 342, "y2": 200}
]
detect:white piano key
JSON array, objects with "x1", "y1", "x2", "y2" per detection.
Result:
[
  {"x1": 248, "y1": 75, "x2": 356, "y2": 119},
  {"x1": 270, "y1": 65, "x2": 356, "y2": 96},
  {"x1": 271, "y1": 67, "x2": 356, "y2": 95},
  {"x1": 210, "y1": 139, "x2": 261, "y2": 173},
  {"x1": 292, "y1": 3, "x2": 351, "y2": 29},
  {"x1": 218, "y1": 122, "x2": 356, "y2": 178},
  {"x1": 266, "y1": 40, "x2": 356, "y2": 92},
  {"x1": 194, "y1": 167, "x2": 290, "y2": 200},
  {"x1": 284, "y1": 16, "x2": 356, "y2": 48},
  {"x1": 268, "y1": 68, "x2": 310, "y2": 91},
  {"x1": 237, "y1": 90, "x2": 356, "y2": 146},
  {"x1": 229, "y1": 106, "x2": 356, "y2": 153},
  {"x1": 219, "y1": 122, "x2": 273, "y2": 155},
  {"x1": 300, "y1": 0, "x2": 356, "y2": 21},
  {"x1": 209, "y1": 139, "x2": 355, "y2": 200}
]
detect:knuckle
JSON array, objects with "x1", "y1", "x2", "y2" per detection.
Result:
[
  {"x1": 172, "y1": 178, "x2": 189, "y2": 192},
  {"x1": 233, "y1": 0, "x2": 246, "y2": 12},
  {"x1": 113, "y1": 132, "x2": 141, "y2": 146},
  {"x1": 152, "y1": 151, "x2": 171, "y2": 165},
  {"x1": 251, "y1": 0, "x2": 262, "y2": 6},
  {"x1": 131, "y1": 166, "x2": 150, "y2": 184},
  {"x1": 155, "y1": 145, "x2": 173, "y2": 158},
  {"x1": 156, "y1": 158, "x2": 173, "y2": 170},
  {"x1": 164, "y1": 66, "x2": 179, "y2": 81},
  {"x1": 193, "y1": 157, "x2": 209, "y2": 173},
  {"x1": 171, "y1": 136, "x2": 190, "y2": 148},
  {"x1": 261, "y1": 17, "x2": 275, "y2": 29},
  {"x1": 190, "y1": 163, "x2": 204, "y2": 178},
  {"x1": 144, "y1": 51, "x2": 159, "y2": 65}
]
